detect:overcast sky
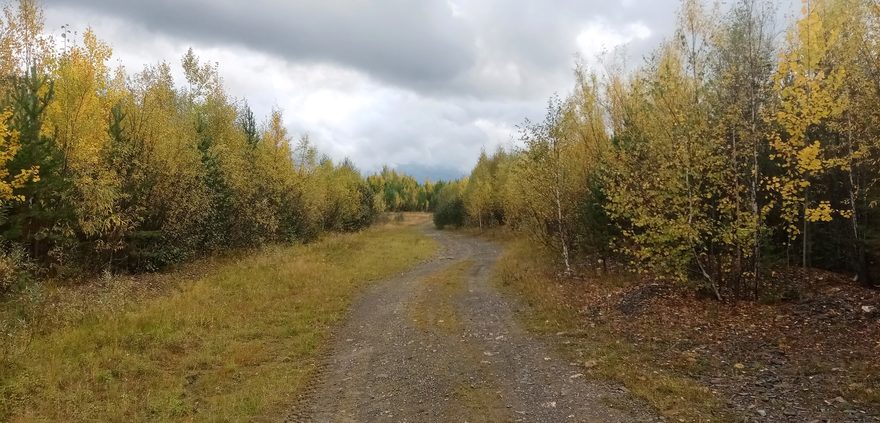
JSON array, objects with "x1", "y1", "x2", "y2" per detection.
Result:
[{"x1": 41, "y1": 0, "x2": 792, "y2": 181}]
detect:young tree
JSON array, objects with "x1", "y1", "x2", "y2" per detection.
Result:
[
  {"x1": 513, "y1": 96, "x2": 576, "y2": 274},
  {"x1": 0, "y1": 110, "x2": 37, "y2": 203},
  {"x1": 818, "y1": 0, "x2": 880, "y2": 286},
  {"x1": 433, "y1": 180, "x2": 467, "y2": 229},
  {"x1": 709, "y1": 0, "x2": 776, "y2": 297},
  {"x1": 766, "y1": 0, "x2": 848, "y2": 270},
  {"x1": 44, "y1": 28, "x2": 126, "y2": 266},
  {"x1": 464, "y1": 150, "x2": 493, "y2": 229}
]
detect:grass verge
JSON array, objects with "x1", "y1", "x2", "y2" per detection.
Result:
[
  {"x1": 491, "y1": 236, "x2": 733, "y2": 422},
  {"x1": 0, "y1": 215, "x2": 437, "y2": 422}
]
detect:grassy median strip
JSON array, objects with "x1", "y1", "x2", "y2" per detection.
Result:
[
  {"x1": 0, "y1": 218, "x2": 437, "y2": 422},
  {"x1": 409, "y1": 259, "x2": 472, "y2": 334}
]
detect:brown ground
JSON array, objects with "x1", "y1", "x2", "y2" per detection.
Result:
[
  {"x1": 504, "y1": 249, "x2": 880, "y2": 422},
  {"x1": 285, "y1": 224, "x2": 659, "y2": 422},
  {"x1": 608, "y1": 272, "x2": 880, "y2": 422}
]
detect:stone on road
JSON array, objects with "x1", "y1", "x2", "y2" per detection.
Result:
[{"x1": 286, "y1": 224, "x2": 658, "y2": 422}]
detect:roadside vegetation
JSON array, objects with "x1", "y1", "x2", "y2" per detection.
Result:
[
  {"x1": 434, "y1": 0, "x2": 880, "y2": 420},
  {"x1": 0, "y1": 5, "x2": 443, "y2": 411},
  {"x1": 491, "y1": 233, "x2": 879, "y2": 421},
  {"x1": 0, "y1": 215, "x2": 436, "y2": 421},
  {"x1": 492, "y1": 236, "x2": 730, "y2": 421},
  {"x1": 0, "y1": 0, "x2": 447, "y2": 289},
  {"x1": 0, "y1": 0, "x2": 387, "y2": 285},
  {"x1": 437, "y1": 0, "x2": 880, "y2": 298}
]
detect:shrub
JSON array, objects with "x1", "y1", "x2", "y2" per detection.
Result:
[{"x1": 0, "y1": 245, "x2": 34, "y2": 296}]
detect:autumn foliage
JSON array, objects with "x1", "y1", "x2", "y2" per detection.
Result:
[
  {"x1": 447, "y1": 0, "x2": 880, "y2": 299},
  {"x1": 0, "y1": 1, "x2": 384, "y2": 281}
]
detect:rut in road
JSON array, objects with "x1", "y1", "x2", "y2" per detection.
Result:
[{"x1": 287, "y1": 224, "x2": 659, "y2": 422}]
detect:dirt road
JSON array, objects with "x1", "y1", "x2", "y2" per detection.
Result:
[{"x1": 287, "y1": 224, "x2": 659, "y2": 422}]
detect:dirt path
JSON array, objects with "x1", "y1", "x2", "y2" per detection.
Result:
[{"x1": 286, "y1": 225, "x2": 659, "y2": 422}]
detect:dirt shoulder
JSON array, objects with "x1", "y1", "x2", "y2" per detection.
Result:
[{"x1": 491, "y1": 235, "x2": 880, "y2": 423}]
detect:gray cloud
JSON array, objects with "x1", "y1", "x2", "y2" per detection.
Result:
[
  {"x1": 45, "y1": 0, "x2": 476, "y2": 91},
  {"x1": 41, "y1": 0, "x2": 737, "y2": 180},
  {"x1": 44, "y1": 0, "x2": 684, "y2": 98}
]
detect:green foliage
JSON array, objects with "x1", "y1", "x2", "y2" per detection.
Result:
[
  {"x1": 463, "y1": 148, "x2": 510, "y2": 229},
  {"x1": 2, "y1": 65, "x2": 75, "y2": 269},
  {"x1": 432, "y1": 181, "x2": 466, "y2": 229},
  {"x1": 366, "y1": 166, "x2": 436, "y2": 212},
  {"x1": 0, "y1": 244, "x2": 32, "y2": 295}
]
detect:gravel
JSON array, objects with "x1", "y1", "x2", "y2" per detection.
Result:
[{"x1": 286, "y1": 225, "x2": 660, "y2": 422}]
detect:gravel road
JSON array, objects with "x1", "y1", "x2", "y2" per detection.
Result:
[{"x1": 286, "y1": 224, "x2": 660, "y2": 422}]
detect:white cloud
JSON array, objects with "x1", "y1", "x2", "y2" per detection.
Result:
[
  {"x1": 446, "y1": 0, "x2": 464, "y2": 18},
  {"x1": 474, "y1": 118, "x2": 517, "y2": 151},
  {"x1": 576, "y1": 19, "x2": 653, "y2": 62}
]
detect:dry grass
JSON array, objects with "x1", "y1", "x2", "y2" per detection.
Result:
[
  {"x1": 0, "y1": 214, "x2": 437, "y2": 422},
  {"x1": 449, "y1": 378, "x2": 510, "y2": 423},
  {"x1": 408, "y1": 260, "x2": 472, "y2": 333},
  {"x1": 491, "y1": 237, "x2": 733, "y2": 422},
  {"x1": 408, "y1": 257, "x2": 512, "y2": 422},
  {"x1": 486, "y1": 231, "x2": 880, "y2": 422}
]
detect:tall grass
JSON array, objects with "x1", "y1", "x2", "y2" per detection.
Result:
[{"x1": 0, "y1": 216, "x2": 437, "y2": 422}]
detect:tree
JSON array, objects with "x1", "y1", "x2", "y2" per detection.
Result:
[
  {"x1": 513, "y1": 96, "x2": 576, "y2": 274},
  {"x1": 803, "y1": 0, "x2": 880, "y2": 287},
  {"x1": 239, "y1": 101, "x2": 259, "y2": 148},
  {"x1": 708, "y1": 0, "x2": 776, "y2": 297},
  {"x1": 464, "y1": 150, "x2": 493, "y2": 229},
  {"x1": 766, "y1": 0, "x2": 849, "y2": 270},
  {"x1": 0, "y1": 0, "x2": 391, "y2": 277},
  {"x1": 0, "y1": 110, "x2": 37, "y2": 204},
  {"x1": 433, "y1": 180, "x2": 466, "y2": 229}
]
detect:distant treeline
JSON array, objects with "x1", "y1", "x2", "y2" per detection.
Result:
[
  {"x1": 0, "y1": 1, "x2": 438, "y2": 289},
  {"x1": 367, "y1": 166, "x2": 456, "y2": 213},
  {"x1": 435, "y1": 0, "x2": 880, "y2": 299}
]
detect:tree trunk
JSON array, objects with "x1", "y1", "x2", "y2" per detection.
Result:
[
  {"x1": 802, "y1": 195, "x2": 809, "y2": 270},
  {"x1": 554, "y1": 183, "x2": 572, "y2": 275},
  {"x1": 846, "y1": 122, "x2": 873, "y2": 287},
  {"x1": 732, "y1": 127, "x2": 743, "y2": 297}
]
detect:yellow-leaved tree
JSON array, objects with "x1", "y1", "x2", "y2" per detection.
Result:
[
  {"x1": 766, "y1": 0, "x2": 849, "y2": 268},
  {"x1": 44, "y1": 28, "x2": 123, "y2": 248},
  {"x1": 0, "y1": 111, "x2": 38, "y2": 203}
]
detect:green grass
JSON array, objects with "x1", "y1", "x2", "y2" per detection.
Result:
[
  {"x1": 491, "y1": 237, "x2": 733, "y2": 423},
  {"x1": 0, "y1": 215, "x2": 437, "y2": 422}
]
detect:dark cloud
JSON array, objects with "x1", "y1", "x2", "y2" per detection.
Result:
[
  {"x1": 44, "y1": 0, "x2": 685, "y2": 98},
  {"x1": 43, "y1": 0, "x2": 748, "y2": 179},
  {"x1": 44, "y1": 0, "x2": 477, "y2": 90}
]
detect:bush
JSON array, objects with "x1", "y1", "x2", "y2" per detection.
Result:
[
  {"x1": 0, "y1": 246, "x2": 34, "y2": 296},
  {"x1": 432, "y1": 182, "x2": 466, "y2": 229}
]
